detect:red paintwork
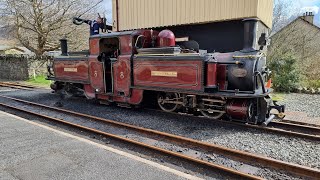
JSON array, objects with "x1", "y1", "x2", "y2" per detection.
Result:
[
  {"x1": 206, "y1": 63, "x2": 217, "y2": 87},
  {"x1": 54, "y1": 60, "x2": 89, "y2": 83},
  {"x1": 158, "y1": 30, "x2": 176, "y2": 47},
  {"x1": 215, "y1": 52, "x2": 234, "y2": 90},
  {"x1": 110, "y1": 89, "x2": 143, "y2": 104},
  {"x1": 128, "y1": 89, "x2": 144, "y2": 104},
  {"x1": 89, "y1": 57, "x2": 105, "y2": 93},
  {"x1": 84, "y1": 84, "x2": 95, "y2": 98},
  {"x1": 119, "y1": 36, "x2": 132, "y2": 55},
  {"x1": 133, "y1": 59, "x2": 203, "y2": 91},
  {"x1": 112, "y1": 96, "x2": 126, "y2": 103},
  {"x1": 84, "y1": 33, "x2": 148, "y2": 104},
  {"x1": 226, "y1": 100, "x2": 250, "y2": 120},
  {"x1": 53, "y1": 30, "x2": 234, "y2": 107},
  {"x1": 217, "y1": 65, "x2": 226, "y2": 90},
  {"x1": 113, "y1": 55, "x2": 131, "y2": 96},
  {"x1": 132, "y1": 30, "x2": 159, "y2": 48},
  {"x1": 89, "y1": 38, "x2": 100, "y2": 55},
  {"x1": 96, "y1": 94, "x2": 110, "y2": 100}
]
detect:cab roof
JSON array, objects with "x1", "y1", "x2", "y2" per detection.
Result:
[{"x1": 89, "y1": 31, "x2": 134, "y2": 39}]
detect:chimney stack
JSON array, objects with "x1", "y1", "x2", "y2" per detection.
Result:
[
  {"x1": 242, "y1": 18, "x2": 258, "y2": 52},
  {"x1": 302, "y1": 11, "x2": 314, "y2": 24}
]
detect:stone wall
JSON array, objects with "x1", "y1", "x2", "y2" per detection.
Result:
[
  {"x1": 28, "y1": 56, "x2": 52, "y2": 78},
  {"x1": 0, "y1": 55, "x2": 52, "y2": 81},
  {"x1": 0, "y1": 55, "x2": 29, "y2": 80}
]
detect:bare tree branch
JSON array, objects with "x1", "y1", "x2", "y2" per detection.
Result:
[
  {"x1": 272, "y1": 0, "x2": 299, "y2": 34},
  {"x1": 1, "y1": 0, "x2": 106, "y2": 56}
]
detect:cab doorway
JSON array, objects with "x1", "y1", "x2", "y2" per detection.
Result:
[{"x1": 99, "y1": 37, "x2": 120, "y2": 93}]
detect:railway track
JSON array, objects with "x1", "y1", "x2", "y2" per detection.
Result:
[
  {"x1": 279, "y1": 119, "x2": 320, "y2": 128},
  {"x1": 0, "y1": 95, "x2": 319, "y2": 179},
  {"x1": 0, "y1": 82, "x2": 37, "y2": 90},
  {"x1": 268, "y1": 121, "x2": 320, "y2": 137},
  {"x1": 145, "y1": 108, "x2": 320, "y2": 141},
  {"x1": 1, "y1": 82, "x2": 318, "y2": 140}
]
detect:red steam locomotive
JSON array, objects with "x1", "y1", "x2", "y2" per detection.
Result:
[{"x1": 47, "y1": 18, "x2": 285, "y2": 125}]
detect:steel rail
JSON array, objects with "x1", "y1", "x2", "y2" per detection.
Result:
[
  {"x1": 145, "y1": 108, "x2": 320, "y2": 141},
  {"x1": 0, "y1": 95, "x2": 319, "y2": 178},
  {"x1": 280, "y1": 119, "x2": 320, "y2": 128},
  {"x1": 254, "y1": 125, "x2": 320, "y2": 141},
  {"x1": 0, "y1": 83, "x2": 33, "y2": 90},
  {"x1": 0, "y1": 102, "x2": 262, "y2": 180},
  {"x1": 269, "y1": 121, "x2": 320, "y2": 136},
  {"x1": 0, "y1": 82, "x2": 36, "y2": 89}
]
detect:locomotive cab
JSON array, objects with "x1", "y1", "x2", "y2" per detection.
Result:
[{"x1": 98, "y1": 37, "x2": 120, "y2": 93}]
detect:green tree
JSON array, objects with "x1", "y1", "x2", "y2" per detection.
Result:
[{"x1": 268, "y1": 53, "x2": 300, "y2": 92}]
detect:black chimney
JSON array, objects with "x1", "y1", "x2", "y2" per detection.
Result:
[
  {"x1": 60, "y1": 39, "x2": 68, "y2": 56},
  {"x1": 242, "y1": 18, "x2": 258, "y2": 52}
]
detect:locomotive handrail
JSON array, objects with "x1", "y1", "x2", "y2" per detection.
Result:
[
  {"x1": 233, "y1": 55, "x2": 260, "y2": 59},
  {"x1": 47, "y1": 65, "x2": 54, "y2": 77},
  {"x1": 254, "y1": 71, "x2": 266, "y2": 94},
  {"x1": 217, "y1": 61, "x2": 245, "y2": 66},
  {"x1": 134, "y1": 35, "x2": 146, "y2": 49},
  {"x1": 233, "y1": 53, "x2": 265, "y2": 59}
]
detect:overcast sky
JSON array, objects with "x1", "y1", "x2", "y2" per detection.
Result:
[
  {"x1": 103, "y1": 0, "x2": 320, "y2": 26},
  {"x1": 299, "y1": 0, "x2": 320, "y2": 25}
]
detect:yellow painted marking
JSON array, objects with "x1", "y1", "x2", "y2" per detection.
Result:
[
  {"x1": 64, "y1": 68, "x2": 78, "y2": 72},
  {"x1": 151, "y1": 71, "x2": 178, "y2": 77}
]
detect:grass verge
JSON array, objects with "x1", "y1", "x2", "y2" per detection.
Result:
[
  {"x1": 270, "y1": 92, "x2": 286, "y2": 102},
  {"x1": 26, "y1": 75, "x2": 51, "y2": 87}
]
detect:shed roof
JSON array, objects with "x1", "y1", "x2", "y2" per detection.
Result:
[{"x1": 89, "y1": 31, "x2": 134, "y2": 39}]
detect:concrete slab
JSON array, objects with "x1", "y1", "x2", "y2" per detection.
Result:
[{"x1": 0, "y1": 111, "x2": 202, "y2": 180}]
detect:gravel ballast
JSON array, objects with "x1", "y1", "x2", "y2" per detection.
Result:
[
  {"x1": 280, "y1": 93, "x2": 320, "y2": 117},
  {"x1": 0, "y1": 89, "x2": 319, "y2": 174}
]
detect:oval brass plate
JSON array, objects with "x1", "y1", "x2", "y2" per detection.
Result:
[{"x1": 232, "y1": 68, "x2": 247, "y2": 77}]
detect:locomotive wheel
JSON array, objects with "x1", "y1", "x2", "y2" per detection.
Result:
[
  {"x1": 200, "y1": 110, "x2": 225, "y2": 119},
  {"x1": 199, "y1": 98, "x2": 226, "y2": 119},
  {"x1": 157, "y1": 92, "x2": 180, "y2": 112}
]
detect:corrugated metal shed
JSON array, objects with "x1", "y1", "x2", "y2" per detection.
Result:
[{"x1": 112, "y1": 0, "x2": 273, "y2": 31}]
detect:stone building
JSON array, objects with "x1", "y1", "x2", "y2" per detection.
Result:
[{"x1": 269, "y1": 12, "x2": 320, "y2": 80}]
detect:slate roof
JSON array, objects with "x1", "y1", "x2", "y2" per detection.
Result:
[{"x1": 272, "y1": 16, "x2": 320, "y2": 37}]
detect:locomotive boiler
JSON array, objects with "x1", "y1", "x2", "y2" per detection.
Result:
[{"x1": 47, "y1": 18, "x2": 285, "y2": 125}]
